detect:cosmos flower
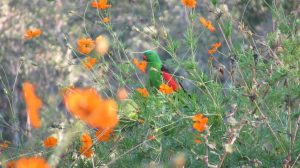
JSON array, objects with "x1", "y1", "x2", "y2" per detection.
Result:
[
  {"x1": 102, "y1": 17, "x2": 110, "y2": 23},
  {"x1": 80, "y1": 146, "x2": 93, "y2": 158},
  {"x1": 181, "y1": 0, "x2": 197, "y2": 9},
  {"x1": 199, "y1": 17, "x2": 215, "y2": 32},
  {"x1": 208, "y1": 42, "x2": 221, "y2": 55},
  {"x1": 95, "y1": 35, "x2": 109, "y2": 55},
  {"x1": 43, "y1": 136, "x2": 58, "y2": 148},
  {"x1": 22, "y1": 82, "x2": 43, "y2": 128},
  {"x1": 136, "y1": 88, "x2": 149, "y2": 97},
  {"x1": 24, "y1": 28, "x2": 42, "y2": 40},
  {"x1": 159, "y1": 83, "x2": 174, "y2": 94},
  {"x1": 83, "y1": 56, "x2": 97, "y2": 70},
  {"x1": 81, "y1": 133, "x2": 93, "y2": 147},
  {"x1": 212, "y1": 42, "x2": 221, "y2": 49},
  {"x1": 194, "y1": 139, "x2": 202, "y2": 144},
  {"x1": 133, "y1": 58, "x2": 147, "y2": 73},
  {"x1": 63, "y1": 88, "x2": 119, "y2": 129},
  {"x1": 14, "y1": 157, "x2": 50, "y2": 168},
  {"x1": 77, "y1": 38, "x2": 95, "y2": 55},
  {"x1": 148, "y1": 135, "x2": 156, "y2": 140},
  {"x1": 95, "y1": 128, "x2": 114, "y2": 142},
  {"x1": 192, "y1": 113, "x2": 208, "y2": 132},
  {"x1": 80, "y1": 133, "x2": 93, "y2": 158},
  {"x1": 6, "y1": 161, "x2": 15, "y2": 168},
  {"x1": 117, "y1": 88, "x2": 128, "y2": 100},
  {"x1": 0, "y1": 140, "x2": 10, "y2": 150},
  {"x1": 91, "y1": 0, "x2": 111, "y2": 10}
]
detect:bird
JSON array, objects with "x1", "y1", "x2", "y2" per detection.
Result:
[{"x1": 142, "y1": 50, "x2": 182, "y2": 91}]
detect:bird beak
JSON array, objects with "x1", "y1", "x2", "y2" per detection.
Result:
[{"x1": 142, "y1": 55, "x2": 147, "y2": 61}]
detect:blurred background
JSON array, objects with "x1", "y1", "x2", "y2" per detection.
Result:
[{"x1": 0, "y1": 0, "x2": 298, "y2": 145}]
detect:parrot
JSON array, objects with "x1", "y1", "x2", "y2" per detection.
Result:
[{"x1": 142, "y1": 50, "x2": 182, "y2": 91}]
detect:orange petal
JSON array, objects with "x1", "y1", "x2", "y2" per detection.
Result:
[
  {"x1": 194, "y1": 139, "x2": 202, "y2": 144},
  {"x1": 117, "y1": 88, "x2": 129, "y2": 100},
  {"x1": 136, "y1": 88, "x2": 149, "y2": 97},
  {"x1": 43, "y1": 136, "x2": 58, "y2": 148},
  {"x1": 15, "y1": 157, "x2": 50, "y2": 168},
  {"x1": 95, "y1": 35, "x2": 109, "y2": 55},
  {"x1": 95, "y1": 128, "x2": 113, "y2": 142},
  {"x1": 22, "y1": 82, "x2": 42, "y2": 128},
  {"x1": 148, "y1": 135, "x2": 156, "y2": 140},
  {"x1": 192, "y1": 113, "x2": 203, "y2": 121}
]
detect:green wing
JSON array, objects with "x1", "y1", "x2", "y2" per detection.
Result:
[{"x1": 148, "y1": 63, "x2": 163, "y2": 89}]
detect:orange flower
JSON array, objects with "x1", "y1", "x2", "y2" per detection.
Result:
[
  {"x1": 22, "y1": 82, "x2": 42, "y2": 128},
  {"x1": 208, "y1": 42, "x2": 221, "y2": 55},
  {"x1": 212, "y1": 42, "x2": 221, "y2": 49},
  {"x1": 91, "y1": 0, "x2": 111, "y2": 10},
  {"x1": 91, "y1": 99, "x2": 118, "y2": 128},
  {"x1": 63, "y1": 88, "x2": 119, "y2": 128},
  {"x1": 148, "y1": 135, "x2": 156, "y2": 140},
  {"x1": 6, "y1": 161, "x2": 15, "y2": 168},
  {"x1": 80, "y1": 133, "x2": 93, "y2": 158},
  {"x1": 95, "y1": 128, "x2": 113, "y2": 142},
  {"x1": 181, "y1": 0, "x2": 197, "y2": 8},
  {"x1": 43, "y1": 136, "x2": 57, "y2": 148},
  {"x1": 0, "y1": 140, "x2": 10, "y2": 150},
  {"x1": 192, "y1": 113, "x2": 203, "y2": 121},
  {"x1": 63, "y1": 88, "x2": 101, "y2": 120},
  {"x1": 24, "y1": 28, "x2": 42, "y2": 40},
  {"x1": 159, "y1": 83, "x2": 174, "y2": 94},
  {"x1": 192, "y1": 113, "x2": 208, "y2": 132},
  {"x1": 117, "y1": 88, "x2": 128, "y2": 100},
  {"x1": 14, "y1": 157, "x2": 50, "y2": 168},
  {"x1": 199, "y1": 17, "x2": 215, "y2": 32},
  {"x1": 80, "y1": 146, "x2": 93, "y2": 158},
  {"x1": 83, "y1": 56, "x2": 97, "y2": 70},
  {"x1": 194, "y1": 139, "x2": 202, "y2": 144},
  {"x1": 81, "y1": 133, "x2": 93, "y2": 147},
  {"x1": 77, "y1": 38, "x2": 95, "y2": 55},
  {"x1": 133, "y1": 58, "x2": 147, "y2": 73},
  {"x1": 208, "y1": 48, "x2": 216, "y2": 55},
  {"x1": 95, "y1": 35, "x2": 109, "y2": 55},
  {"x1": 193, "y1": 122, "x2": 207, "y2": 132},
  {"x1": 102, "y1": 17, "x2": 110, "y2": 23},
  {"x1": 136, "y1": 88, "x2": 149, "y2": 97}
]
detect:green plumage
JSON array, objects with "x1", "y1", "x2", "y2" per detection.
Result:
[{"x1": 143, "y1": 50, "x2": 163, "y2": 89}]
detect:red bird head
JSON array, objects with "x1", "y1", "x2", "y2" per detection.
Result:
[{"x1": 142, "y1": 54, "x2": 147, "y2": 61}]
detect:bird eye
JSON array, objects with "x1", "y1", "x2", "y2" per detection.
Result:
[{"x1": 143, "y1": 55, "x2": 147, "y2": 61}]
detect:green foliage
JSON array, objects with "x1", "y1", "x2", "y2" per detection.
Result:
[
  {"x1": 222, "y1": 20, "x2": 232, "y2": 38},
  {"x1": 211, "y1": 0, "x2": 219, "y2": 6},
  {"x1": 0, "y1": 0, "x2": 300, "y2": 167}
]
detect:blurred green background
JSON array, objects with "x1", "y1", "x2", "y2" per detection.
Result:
[{"x1": 0, "y1": 0, "x2": 299, "y2": 164}]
